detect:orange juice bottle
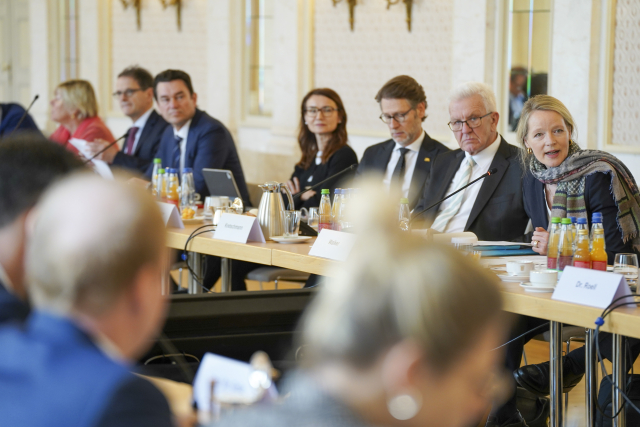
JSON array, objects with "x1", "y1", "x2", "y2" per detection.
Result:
[
  {"x1": 573, "y1": 229, "x2": 591, "y2": 269},
  {"x1": 166, "y1": 168, "x2": 179, "y2": 207},
  {"x1": 590, "y1": 228, "x2": 608, "y2": 271},
  {"x1": 547, "y1": 217, "x2": 561, "y2": 270}
]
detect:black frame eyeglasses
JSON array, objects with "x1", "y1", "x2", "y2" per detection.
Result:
[
  {"x1": 448, "y1": 112, "x2": 494, "y2": 131},
  {"x1": 379, "y1": 107, "x2": 415, "y2": 124},
  {"x1": 112, "y1": 88, "x2": 143, "y2": 98}
]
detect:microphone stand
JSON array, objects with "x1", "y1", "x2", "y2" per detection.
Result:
[
  {"x1": 7, "y1": 94, "x2": 39, "y2": 137},
  {"x1": 291, "y1": 163, "x2": 358, "y2": 199},
  {"x1": 83, "y1": 132, "x2": 128, "y2": 164},
  {"x1": 409, "y1": 168, "x2": 497, "y2": 225}
]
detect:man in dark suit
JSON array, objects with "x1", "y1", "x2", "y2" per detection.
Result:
[
  {"x1": 414, "y1": 82, "x2": 529, "y2": 245},
  {"x1": 0, "y1": 102, "x2": 43, "y2": 137},
  {"x1": 150, "y1": 69, "x2": 250, "y2": 203},
  {"x1": 357, "y1": 75, "x2": 449, "y2": 209},
  {"x1": 87, "y1": 66, "x2": 169, "y2": 173},
  {"x1": 0, "y1": 174, "x2": 173, "y2": 427},
  {"x1": 0, "y1": 135, "x2": 83, "y2": 325}
]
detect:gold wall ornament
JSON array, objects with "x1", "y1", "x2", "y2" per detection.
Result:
[
  {"x1": 120, "y1": 0, "x2": 142, "y2": 30},
  {"x1": 160, "y1": 0, "x2": 182, "y2": 31},
  {"x1": 332, "y1": 0, "x2": 358, "y2": 31},
  {"x1": 386, "y1": 0, "x2": 413, "y2": 32}
]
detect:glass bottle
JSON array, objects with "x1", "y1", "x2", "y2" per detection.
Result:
[
  {"x1": 590, "y1": 228, "x2": 608, "y2": 271},
  {"x1": 331, "y1": 189, "x2": 343, "y2": 231},
  {"x1": 398, "y1": 197, "x2": 410, "y2": 232},
  {"x1": 165, "y1": 168, "x2": 179, "y2": 207},
  {"x1": 318, "y1": 189, "x2": 332, "y2": 232},
  {"x1": 573, "y1": 229, "x2": 591, "y2": 269},
  {"x1": 557, "y1": 218, "x2": 575, "y2": 271},
  {"x1": 151, "y1": 158, "x2": 162, "y2": 197},
  {"x1": 155, "y1": 168, "x2": 165, "y2": 201},
  {"x1": 547, "y1": 217, "x2": 562, "y2": 270},
  {"x1": 180, "y1": 168, "x2": 196, "y2": 219}
]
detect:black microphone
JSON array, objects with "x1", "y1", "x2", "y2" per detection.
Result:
[
  {"x1": 292, "y1": 163, "x2": 358, "y2": 199},
  {"x1": 7, "y1": 94, "x2": 39, "y2": 137},
  {"x1": 410, "y1": 168, "x2": 498, "y2": 224},
  {"x1": 83, "y1": 131, "x2": 129, "y2": 164}
]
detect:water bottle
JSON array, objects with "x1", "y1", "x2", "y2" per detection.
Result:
[
  {"x1": 590, "y1": 212, "x2": 604, "y2": 251},
  {"x1": 338, "y1": 190, "x2": 351, "y2": 232},
  {"x1": 154, "y1": 168, "x2": 165, "y2": 201},
  {"x1": 557, "y1": 218, "x2": 575, "y2": 271},
  {"x1": 331, "y1": 189, "x2": 343, "y2": 231},
  {"x1": 590, "y1": 213, "x2": 607, "y2": 271},
  {"x1": 399, "y1": 198, "x2": 410, "y2": 232},
  {"x1": 318, "y1": 189, "x2": 332, "y2": 232},
  {"x1": 180, "y1": 168, "x2": 196, "y2": 218},
  {"x1": 547, "y1": 217, "x2": 562, "y2": 270},
  {"x1": 151, "y1": 158, "x2": 162, "y2": 197},
  {"x1": 165, "y1": 168, "x2": 179, "y2": 207}
]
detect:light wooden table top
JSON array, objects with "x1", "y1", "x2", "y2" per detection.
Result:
[{"x1": 167, "y1": 225, "x2": 640, "y2": 339}]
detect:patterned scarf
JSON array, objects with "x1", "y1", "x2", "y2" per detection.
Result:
[{"x1": 529, "y1": 141, "x2": 640, "y2": 251}]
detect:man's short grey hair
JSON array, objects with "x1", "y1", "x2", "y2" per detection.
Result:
[
  {"x1": 449, "y1": 82, "x2": 497, "y2": 113},
  {"x1": 26, "y1": 173, "x2": 166, "y2": 316}
]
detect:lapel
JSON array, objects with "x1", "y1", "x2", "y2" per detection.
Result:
[
  {"x1": 465, "y1": 137, "x2": 511, "y2": 230},
  {"x1": 184, "y1": 109, "x2": 203, "y2": 164},
  {"x1": 531, "y1": 175, "x2": 549, "y2": 229},
  {"x1": 436, "y1": 150, "x2": 465, "y2": 203},
  {"x1": 133, "y1": 110, "x2": 158, "y2": 156},
  {"x1": 375, "y1": 140, "x2": 395, "y2": 171},
  {"x1": 408, "y1": 132, "x2": 437, "y2": 204}
]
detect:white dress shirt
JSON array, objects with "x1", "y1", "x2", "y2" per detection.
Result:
[
  {"x1": 437, "y1": 134, "x2": 501, "y2": 233},
  {"x1": 174, "y1": 119, "x2": 192, "y2": 173},
  {"x1": 382, "y1": 131, "x2": 425, "y2": 198},
  {"x1": 128, "y1": 108, "x2": 153, "y2": 154}
]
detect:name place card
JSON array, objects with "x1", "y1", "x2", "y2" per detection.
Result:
[
  {"x1": 551, "y1": 266, "x2": 633, "y2": 309},
  {"x1": 213, "y1": 213, "x2": 265, "y2": 243},
  {"x1": 157, "y1": 202, "x2": 184, "y2": 229},
  {"x1": 308, "y1": 229, "x2": 356, "y2": 261}
]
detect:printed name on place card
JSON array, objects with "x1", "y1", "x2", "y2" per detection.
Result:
[
  {"x1": 213, "y1": 213, "x2": 265, "y2": 243},
  {"x1": 308, "y1": 229, "x2": 356, "y2": 261}
]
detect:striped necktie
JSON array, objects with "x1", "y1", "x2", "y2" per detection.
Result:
[
  {"x1": 431, "y1": 156, "x2": 477, "y2": 232},
  {"x1": 171, "y1": 135, "x2": 182, "y2": 171}
]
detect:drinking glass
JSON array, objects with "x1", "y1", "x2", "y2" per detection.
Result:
[
  {"x1": 281, "y1": 210, "x2": 301, "y2": 237},
  {"x1": 203, "y1": 197, "x2": 216, "y2": 220},
  {"x1": 613, "y1": 253, "x2": 639, "y2": 286},
  {"x1": 308, "y1": 207, "x2": 319, "y2": 231}
]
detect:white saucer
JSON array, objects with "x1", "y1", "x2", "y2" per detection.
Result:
[
  {"x1": 182, "y1": 216, "x2": 205, "y2": 225},
  {"x1": 271, "y1": 236, "x2": 313, "y2": 244},
  {"x1": 519, "y1": 282, "x2": 555, "y2": 293},
  {"x1": 492, "y1": 268, "x2": 531, "y2": 282}
]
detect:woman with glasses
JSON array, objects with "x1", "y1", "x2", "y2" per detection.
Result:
[
  {"x1": 49, "y1": 80, "x2": 114, "y2": 155},
  {"x1": 286, "y1": 88, "x2": 358, "y2": 210},
  {"x1": 211, "y1": 187, "x2": 509, "y2": 427}
]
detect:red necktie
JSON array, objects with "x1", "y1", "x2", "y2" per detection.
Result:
[{"x1": 124, "y1": 127, "x2": 139, "y2": 155}]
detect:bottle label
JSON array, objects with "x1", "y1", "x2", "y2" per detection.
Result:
[
  {"x1": 592, "y1": 261, "x2": 607, "y2": 271},
  {"x1": 573, "y1": 261, "x2": 591, "y2": 269},
  {"x1": 547, "y1": 257, "x2": 557, "y2": 269},
  {"x1": 558, "y1": 255, "x2": 573, "y2": 271}
]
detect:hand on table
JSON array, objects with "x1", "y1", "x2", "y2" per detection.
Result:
[
  {"x1": 531, "y1": 227, "x2": 549, "y2": 255},
  {"x1": 86, "y1": 138, "x2": 119, "y2": 163},
  {"x1": 286, "y1": 177, "x2": 316, "y2": 202}
]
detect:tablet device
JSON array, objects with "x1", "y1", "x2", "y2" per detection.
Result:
[{"x1": 202, "y1": 169, "x2": 241, "y2": 199}]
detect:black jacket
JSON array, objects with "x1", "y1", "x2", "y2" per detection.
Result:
[
  {"x1": 414, "y1": 136, "x2": 529, "y2": 241},
  {"x1": 356, "y1": 132, "x2": 449, "y2": 209},
  {"x1": 112, "y1": 110, "x2": 169, "y2": 173}
]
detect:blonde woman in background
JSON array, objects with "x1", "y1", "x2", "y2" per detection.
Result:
[
  {"x1": 49, "y1": 79, "x2": 114, "y2": 155},
  {"x1": 211, "y1": 183, "x2": 510, "y2": 427}
]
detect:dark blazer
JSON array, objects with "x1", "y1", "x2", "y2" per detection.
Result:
[
  {"x1": 290, "y1": 145, "x2": 358, "y2": 210},
  {"x1": 356, "y1": 132, "x2": 450, "y2": 209},
  {"x1": 0, "y1": 279, "x2": 29, "y2": 325},
  {"x1": 414, "y1": 136, "x2": 529, "y2": 241},
  {"x1": 0, "y1": 312, "x2": 173, "y2": 427},
  {"x1": 112, "y1": 110, "x2": 169, "y2": 173},
  {"x1": 151, "y1": 108, "x2": 251, "y2": 204},
  {"x1": 0, "y1": 103, "x2": 42, "y2": 137},
  {"x1": 523, "y1": 170, "x2": 633, "y2": 264}
]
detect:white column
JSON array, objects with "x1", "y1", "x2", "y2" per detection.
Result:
[{"x1": 29, "y1": 0, "x2": 54, "y2": 131}]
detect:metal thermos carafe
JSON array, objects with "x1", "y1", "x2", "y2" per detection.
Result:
[{"x1": 257, "y1": 181, "x2": 294, "y2": 240}]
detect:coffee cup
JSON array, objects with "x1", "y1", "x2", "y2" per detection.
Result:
[
  {"x1": 506, "y1": 260, "x2": 534, "y2": 276},
  {"x1": 529, "y1": 270, "x2": 558, "y2": 287}
]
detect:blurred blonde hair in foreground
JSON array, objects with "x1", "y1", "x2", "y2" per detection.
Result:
[{"x1": 300, "y1": 175, "x2": 503, "y2": 371}]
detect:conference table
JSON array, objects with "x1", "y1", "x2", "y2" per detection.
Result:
[{"x1": 166, "y1": 224, "x2": 640, "y2": 427}]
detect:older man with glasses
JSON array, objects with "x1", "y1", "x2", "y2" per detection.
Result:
[
  {"x1": 413, "y1": 82, "x2": 529, "y2": 248},
  {"x1": 357, "y1": 75, "x2": 449, "y2": 209},
  {"x1": 87, "y1": 66, "x2": 169, "y2": 173}
]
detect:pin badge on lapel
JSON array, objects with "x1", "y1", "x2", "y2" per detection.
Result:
[{"x1": 424, "y1": 157, "x2": 430, "y2": 162}]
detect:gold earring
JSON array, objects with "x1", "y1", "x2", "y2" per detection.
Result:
[{"x1": 527, "y1": 147, "x2": 533, "y2": 154}]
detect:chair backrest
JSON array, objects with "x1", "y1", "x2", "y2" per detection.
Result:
[{"x1": 246, "y1": 183, "x2": 263, "y2": 208}]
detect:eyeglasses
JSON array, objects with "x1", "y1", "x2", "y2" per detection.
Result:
[
  {"x1": 112, "y1": 88, "x2": 142, "y2": 98},
  {"x1": 304, "y1": 107, "x2": 338, "y2": 117},
  {"x1": 379, "y1": 107, "x2": 415, "y2": 124},
  {"x1": 448, "y1": 112, "x2": 493, "y2": 131}
]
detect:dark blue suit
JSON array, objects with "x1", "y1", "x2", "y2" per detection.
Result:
[
  {"x1": 0, "y1": 312, "x2": 173, "y2": 427},
  {"x1": 0, "y1": 279, "x2": 29, "y2": 325},
  {"x1": 151, "y1": 109, "x2": 250, "y2": 204},
  {"x1": 0, "y1": 103, "x2": 43, "y2": 137},
  {"x1": 523, "y1": 170, "x2": 633, "y2": 264},
  {"x1": 112, "y1": 110, "x2": 169, "y2": 174}
]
